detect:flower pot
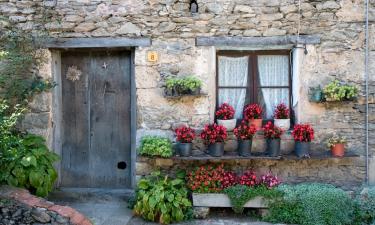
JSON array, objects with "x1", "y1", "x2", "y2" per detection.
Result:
[
  {"x1": 238, "y1": 139, "x2": 252, "y2": 156},
  {"x1": 295, "y1": 141, "x2": 310, "y2": 158},
  {"x1": 191, "y1": 88, "x2": 201, "y2": 95},
  {"x1": 208, "y1": 142, "x2": 224, "y2": 157},
  {"x1": 217, "y1": 118, "x2": 236, "y2": 131},
  {"x1": 309, "y1": 89, "x2": 323, "y2": 102},
  {"x1": 331, "y1": 143, "x2": 345, "y2": 157},
  {"x1": 249, "y1": 119, "x2": 262, "y2": 130},
  {"x1": 267, "y1": 139, "x2": 281, "y2": 157},
  {"x1": 178, "y1": 143, "x2": 192, "y2": 156},
  {"x1": 274, "y1": 119, "x2": 290, "y2": 130}
]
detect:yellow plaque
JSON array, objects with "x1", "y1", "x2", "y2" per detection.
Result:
[{"x1": 147, "y1": 51, "x2": 158, "y2": 62}]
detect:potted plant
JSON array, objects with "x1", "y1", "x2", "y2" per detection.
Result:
[
  {"x1": 292, "y1": 124, "x2": 314, "y2": 158},
  {"x1": 273, "y1": 103, "x2": 290, "y2": 130},
  {"x1": 234, "y1": 121, "x2": 257, "y2": 156},
  {"x1": 165, "y1": 77, "x2": 179, "y2": 96},
  {"x1": 263, "y1": 121, "x2": 284, "y2": 157},
  {"x1": 327, "y1": 135, "x2": 347, "y2": 157},
  {"x1": 243, "y1": 104, "x2": 263, "y2": 130},
  {"x1": 175, "y1": 126, "x2": 196, "y2": 156},
  {"x1": 216, "y1": 103, "x2": 236, "y2": 131},
  {"x1": 182, "y1": 76, "x2": 202, "y2": 95},
  {"x1": 308, "y1": 86, "x2": 323, "y2": 102},
  {"x1": 200, "y1": 123, "x2": 228, "y2": 157},
  {"x1": 323, "y1": 80, "x2": 358, "y2": 102}
]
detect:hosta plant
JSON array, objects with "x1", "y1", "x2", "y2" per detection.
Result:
[
  {"x1": 139, "y1": 136, "x2": 173, "y2": 158},
  {"x1": 134, "y1": 172, "x2": 192, "y2": 224}
]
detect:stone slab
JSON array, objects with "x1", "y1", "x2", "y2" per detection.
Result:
[
  {"x1": 45, "y1": 37, "x2": 151, "y2": 48},
  {"x1": 192, "y1": 193, "x2": 268, "y2": 208}
]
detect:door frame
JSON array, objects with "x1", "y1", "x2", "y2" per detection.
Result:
[{"x1": 50, "y1": 48, "x2": 137, "y2": 189}]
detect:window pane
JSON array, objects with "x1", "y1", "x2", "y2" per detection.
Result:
[
  {"x1": 218, "y1": 56, "x2": 249, "y2": 87},
  {"x1": 258, "y1": 88, "x2": 289, "y2": 119},
  {"x1": 258, "y1": 55, "x2": 289, "y2": 86},
  {"x1": 219, "y1": 88, "x2": 247, "y2": 119}
]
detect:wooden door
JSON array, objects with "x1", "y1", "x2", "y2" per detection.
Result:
[{"x1": 61, "y1": 50, "x2": 131, "y2": 188}]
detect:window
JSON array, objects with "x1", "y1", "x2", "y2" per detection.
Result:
[{"x1": 217, "y1": 50, "x2": 291, "y2": 119}]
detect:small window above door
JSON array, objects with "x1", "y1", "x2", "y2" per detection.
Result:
[{"x1": 217, "y1": 50, "x2": 291, "y2": 120}]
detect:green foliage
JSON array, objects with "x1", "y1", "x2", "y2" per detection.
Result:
[
  {"x1": 133, "y1": 172, "x2": 192, "y2": 224},
  {"x1": 353, "y1": 187, "x2": 375, "y2": 225},
  {"x1": 223, "y1": 185, "x2": 282, "y2": 214},
  {"x1": 265, "y1": 183, "x2": 354, "y2": 225},
  {"x1": 139, "y1": 136, "x2": 173, "y2": 158},
  {"x1": 0, "y1": 101, "x2": 59, "y2": 197},
  {"x1": 165, "y1": 76, "x2": 202, "y2": 95},
  {"x1": 323, "y1": 80, "x2": 358, "y2": 102}
]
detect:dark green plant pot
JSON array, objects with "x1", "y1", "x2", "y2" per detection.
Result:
[
  {"x1": 267, "y1": 139, "x2": 281, "y2": 157},
  {"x1": 238, "y1": 139, "x2": 252, "y2": 156},
  {"x1": 295, "y1": 141, "x2": 310, "y2": 158},
  {"x1": 309, "y1": 90, "x2": 323, "y2": 102},
  {"x1": 178, "y1": 143, "x2": 192, "y2": 157},
  {"x1": 191, "y1": 88, "x2": 201, "y2": 95},
  {"x1": 208, "y1": 142, "x2": 224, "y2": 157}
]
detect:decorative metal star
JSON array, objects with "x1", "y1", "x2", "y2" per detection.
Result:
[{"x1": 102, "y1": 62, "x2": 108, "y2": 69}]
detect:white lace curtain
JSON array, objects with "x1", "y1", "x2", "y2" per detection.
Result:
[
  {"x1": 218, "y1": 56, "x2": 248, "y2": 119},
  {"x1": 258, "y1": 55, "x2": 290, "y2": 119}
]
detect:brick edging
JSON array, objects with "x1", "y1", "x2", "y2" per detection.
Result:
[{"x1": 0, "y1": 186, "x2": 92, "y2": 225}]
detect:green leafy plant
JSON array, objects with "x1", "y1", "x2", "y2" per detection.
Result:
[
  {"x1": 165, "y1": 76, "x2": 202, "y2": 96},
  {"x1": 353, "y1": 187, "x2": 375, "y2": 225},
  {"x1": 224, "y1": 185, "x2": 281, "y2": 214},
  {"x1": 265, "y1": 183, "x2": 354, "y2": 225},
  {"x1": 0, "y1": 101, "x2": 59, "y2": 197},
  {"x1": 323, "y1": 80, "x2": 358, "y2": 102},
  {"x1": 327, "y1": 134, "x2": 347, "y2": 148},
  {"x1": 133, "y1": 172, "x2": 192, "y2": 224},
  {"x1": 139, "y1": 136, "x2": 173, "y2": 158}
]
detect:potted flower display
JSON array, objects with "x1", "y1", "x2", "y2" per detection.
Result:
[
  {"x1": 292, "y1": 124, "x2": 314, "y2": 158},
  {"x1": 243, "y1": 104, "x2": 263, "y2": 130},
  {"x1": 327, "y1": 135, "x2": 347, "y2": 157},
  {"x1": 216, "y1": 103, "x2": 236, "y2": 131},
  {"x1": 200, "y1": 123, "x2": 228, "y2": 157},
  {"x1": 234, "y1": 121, "x2": 257, "y2": 156},
  {"x1": 263, "y1": 122, "x2": 284, "y2": 157},
  {"x1": 175, "y1": 126, "x2": 196, "y2": 156},
  {"x1": 273, "y1": 103, "x2": 290, "y2": 130}
]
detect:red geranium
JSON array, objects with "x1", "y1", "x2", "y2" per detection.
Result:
[
  {"x1": 274, "y1": 103, "x2": 289, "y2": 119},
  {"x1": 200, "y1": 123, "x2": 228, "y2": 145},
  {"x1": 292, "y1": 124, "x2": 314, "y2": 142},
  {"x1": 216, "y1": 103, "x2": 235, "y2": 120},
  {"x1": 263, "y1": 121, "x2": 284, "y2": 139},
  {"x1": 234, "y1": 120, "x2": 257, "y2": 140},
  {"x1": 238, "y1": 170, "x2": 257, "y2": 187},
  {"x1": 175, "y1": 126, "x2": 195, "y2": 143},
  {"x1": 221, "y1": 171, "x2": 238, "y2": 188},
  {"x1": 186, "y1": 164, "x2": 226, "y2": 193},
  {"x1": 243, "y1": 104, "x2": 263, "y2": 120}
]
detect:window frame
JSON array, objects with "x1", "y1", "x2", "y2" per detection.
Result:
[{"x1": 216, "y1": 50, "x2": 292, "y2": 120}]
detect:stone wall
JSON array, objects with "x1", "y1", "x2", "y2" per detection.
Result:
[{"x1": 0, "y1": 0, "x2": 374, "y2": 187}]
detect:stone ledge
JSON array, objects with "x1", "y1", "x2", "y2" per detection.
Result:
[
  {"x1": 192, "y1": 193, "x2": 268, "y2": 208},
  {"x1": 0, "y1": 186, "x2": 93, "y2": 225}
]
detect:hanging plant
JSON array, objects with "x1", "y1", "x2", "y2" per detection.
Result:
[{"x1": 66, "y1": 65, "x2": 82, "y2": 81}]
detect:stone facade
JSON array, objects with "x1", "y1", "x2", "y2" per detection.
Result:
[{"x1": 0, "y1": 0, "x2": 374, "y2": 188}]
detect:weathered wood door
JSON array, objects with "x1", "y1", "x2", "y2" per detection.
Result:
[{"x1": 61, "y1": 50, "x2": 131, "y2": 188}]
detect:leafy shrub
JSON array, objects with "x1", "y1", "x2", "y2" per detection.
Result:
[
  {"x1": 323, "y1": 80, "x2": 358, "y2": 101},
  {"x1": 133, "y1": 172, "x2": 192, "y2": 224},
  {"x1": 224, "y1": 185, "x2": 281, "y2": 214},
  {"x1": 265, "y1": 183, "x2": 354, "y2": 225},
  {"x1": 139, "y1": 136, "x2": 173, "y2": 158},
  {"x1": 353, "y1": 187, "x2": 375, "y2": 225},
  {"x1": 0, "y1": 101, "x2": 59, "y2": 197},
  {"x1": 165, "y1": 76, "x2": 202, "y2": 95}
]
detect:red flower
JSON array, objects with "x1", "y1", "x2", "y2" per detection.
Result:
[
  {"x1": 292, "y1": 123, "x2": 314, "y2": 142},
  {"x1": 200, "y1": 123, "x2": 228, "y2": 145},
  {"x1": 175, "y1": 126, "x2": 195, "y2": 143},
  {"x1": 234, "y1": 120, "x2": 257, "y2": 140},
  {"x1": 273, "y1": 103, "x2": 289, "y2": 119},
  {"x1": 238, "y1": 170, "x2": 257, "y2": 187},
  {"x1": 262, "y1": 121, "x2": 284, "y2": 139},
  {"x1": 216, "y1": 103, "x2": 235, "y2": 120},
  {"x1": 259, "y1": 172, "x2": 281, "y2": 188},
  {"x1": 243, "y1": 104, "x2": 263, "y2": 120}
]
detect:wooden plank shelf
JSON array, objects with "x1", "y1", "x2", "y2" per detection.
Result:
[{"x1": 172, "y1": 151, "x2": 360, "y2": 161}]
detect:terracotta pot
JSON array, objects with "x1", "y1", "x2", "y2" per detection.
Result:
[
  {"x1": 249, "y1": 119, "x2": 262, "y2": 130},
  {"x1": 217, "y1": 118, "x2": 237, "y2": 131},
  {"x1": 331, "y1": 143, "x2": 345, "y2": 157}
]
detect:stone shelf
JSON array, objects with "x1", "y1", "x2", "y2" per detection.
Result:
[
  {"x1": 172, "y1": 151, "x2": 360, "y2": 161},
  {"x1": 164, "y1": 93, "x2": 208, "y2": 99}
]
